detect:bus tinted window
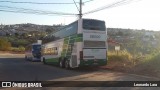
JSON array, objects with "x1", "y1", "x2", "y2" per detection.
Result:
[
  {"x1": 32, "y1": 45, "x2": 41, "y2": 50},
  {"x1": 42, "y1": 21, "x2": 78, "y2": 44},
  {"x1": 54, "y1": 21, "x2": 78, "y2": 38},
  {"x1": 83, "y1": 19, "x2": 106, "y2": 31},
  {"x1": 84, "y1": 41, "x2": 106, "y2": 47}
]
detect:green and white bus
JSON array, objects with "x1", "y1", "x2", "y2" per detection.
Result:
[{"x1": 41, "y1": 18, "x2": 107, "y2": 69}]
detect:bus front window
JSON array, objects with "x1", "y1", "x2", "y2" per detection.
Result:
[{"x1": 33, "y1": 45, "x2": 41, "y2": 51}]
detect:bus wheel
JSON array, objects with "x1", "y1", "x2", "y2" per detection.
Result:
[
  {"x1": 43, "y1": 58, "x2": 46, "y2": 64},
  {"x1": 65, "y1": 60, "x2": 70, "y2": 69},
  {"x1": 59, "y1": 59, "x2": 65, "y2": 68},
  {"x1": 25, "y1": 56, "x2": 28, "y2": 60}
]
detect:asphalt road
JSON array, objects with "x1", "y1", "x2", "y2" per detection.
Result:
[{"x1": 0, "y1": 54, "x2": 159, "y2": 90}]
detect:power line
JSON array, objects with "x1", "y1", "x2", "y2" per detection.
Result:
[
  {"x1": 0, "y1": 0, "x2": 95, "y2": 18},
  {"x1": 0, "y1": 0, "x2": 77, "y2": 4},
  {"x1": 0, "y1": 0, "x2": 141, "y2": 17},
  {"x1": 83, "y1": 0, "x2": 130, "y2": 15},
  {"x1": 0, "y1": 5, "x2": 77, "y2": 15},
  {"x1": 0, "y1": 0, "x2": 95, "y2": 5},
  {"x1": 0, "y1": 9, "x2": 48, "y2": 15},
  {"x1": 72, "y1": 0, "x2": 80, "y2": 12},
  {"x1": 0, "y1": 9, "x2": 77, "y2": 17},
  {"x1": 83, "y1": 0, "x2": 94, "y2": 3},
  {"x1": 83, "y1": 0, "x2": 140, "y2": 15}
]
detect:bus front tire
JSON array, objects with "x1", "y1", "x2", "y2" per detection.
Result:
[
  {"x1": 43, "y1": 58, "x2": 46, "y2": 64},
  {"x1": 59, "y1": 59, "x2": 65, "y2": 68},
  {"x1": 25, "y1": 56, "x2": 28, "y2": 60}
]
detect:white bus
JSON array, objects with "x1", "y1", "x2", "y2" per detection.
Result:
[{"x1": 41, "y1": 18, "x2": 107, "y2": 69}]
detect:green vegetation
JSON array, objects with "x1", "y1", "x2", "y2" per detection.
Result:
[
  {"x1": 0, "y1": 30, "x2": 45, "y2": 52},
  {"x1": 107, "y1": 48, "x2": 160, "y2": 77},
  {"x1": 0, "y1": 36, "x2": 30, "y2": 52},
  {"x1": 0, "y1": 24, "x2": 62, "y2": 53},
  {"x1": 107, "y1": 50, "x2": 133, "y2": 69},
  {"x1": 11, "y1": 46, "x2": 25, "y2": 52},
  {"x1": 0, "y1": 37, "x2": 11, "y2": 51},
  {"x1": 0, "y1": 37, "x2": 26, "y2": 52},
  {"x1": 139, "y1": 51, "x2": 160, "y2": 71},
  {"x1": 108, "y1": 50, "x2": 132, "y2": 62},
  {"x1": 13, "y1": 39, "x2": 30, "y2": 47}
]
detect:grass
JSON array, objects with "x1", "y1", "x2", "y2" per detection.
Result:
[
  {"x1": 129, "y1": 51, "x2": 160, "y2": 77},
  {"x1": 107, "y1": 50, "x2": 133, "y2": 69},
  {"x1": 108, "y1": 50, "x2": 132, "y2": 61},
  {"x1": 106, "y1": 50, "x2": 160, "y2": 77},
  {"x1": 140, "y1": 51, "x2": 160, "y2": 70}
]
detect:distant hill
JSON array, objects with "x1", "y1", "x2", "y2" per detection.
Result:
[{"x1": 0, "y1": 23, "x2": 63, "y2": 36}]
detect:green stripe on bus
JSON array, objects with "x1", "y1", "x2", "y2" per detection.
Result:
[
  {"x1": 77, "y1": 34, "x2": 83, "y2": 37},
  {"x1": 69, "y1": 39, "x2": 75, "y2": 43},
  {"x1": 61, "y1": 52, "x2": 66, "y2": 56},
  {"x1": 70, "y1": 35, "x2": 77, "y2": 39},
  {"x1": 64, "y1": 37, "x2": 69, "y2": 40},
  {"x1": 76, "y1": 37, "x2": 83, "y2": 42},
  {"x1": 64, "y1": 40, "x2": 68, "y2": 44},
  {"x1": 45, "y1": 58, "x2": 59, "y2": 63},
  {"x1": 61, "y1": 33, "x2": 83, "y2": 57}
]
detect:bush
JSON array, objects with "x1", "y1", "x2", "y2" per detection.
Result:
[
  {"x1": 0, "y1": 37, "x2": 11, "y2": 51},
  {"x1": 18, "y1": 46, "x2": 25, "y2": 52},
  {"x1": 108, "y1": 50, "x2": 132, "y2": 62},
  {"x1": 133, "y1": 50, "x2": 160, "y2": 76},
  {"x1": 11, "y1": 47, "x2": 20, "y2": 52},
  {"x1": 107, "y1": 50, "x2": 133, "y2": 68},
  {"x1": 141, "y1": 51, "x2": 160, "y2": 70},
  {"x1": 11, "y1": 46, "x2": 25, "y2": 52}
]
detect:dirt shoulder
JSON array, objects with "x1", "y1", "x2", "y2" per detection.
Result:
[
  {"x1": 0, "y1": 51, "x2": 25, "y2": 58},
  {"x1": 100, "y1": 65, "x2": 160, "y2": 79},
  {"x1": 0, "y1": 51, "x2": 24, "y2": 54}
]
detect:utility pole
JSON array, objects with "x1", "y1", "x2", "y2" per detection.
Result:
[{"x1": 79, "y1": 0, "x2": 82, "y2": 19}]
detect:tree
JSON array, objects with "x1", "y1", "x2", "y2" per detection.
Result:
[
  {"x1": 46, "y1": 28, "x2": 55, "y2": 34},
  {"x1": 15, "y1": 39, "x2": 29, "y2": 47},
  {"x1": 0, "y1": 37, "x2": 11, "y2": 51},
  {"x1": 19, "y1": 33, "x2": 28, "y2": 39},
  {"x1": 117, "y1": 31, "x2": 123, "y2": 36},
  {"x1": 15, "y1": 32, "x2": 19, "y2": 37}
]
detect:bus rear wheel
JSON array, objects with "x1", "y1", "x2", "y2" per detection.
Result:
[{"x1": 65, "y1": 60, "x2": 70, "y2": 69}]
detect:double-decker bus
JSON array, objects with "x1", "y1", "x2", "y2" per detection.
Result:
[
  {"x1": 25, "y1": 43, "x2": 41, "y2": 61},
  {"x1": 41, "y1": 18, "x2": 107, "y2": 69}
]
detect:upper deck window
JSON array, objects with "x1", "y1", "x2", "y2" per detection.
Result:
[{"x1": 83, "y1": 19, "x2": 106, "y2": 31}]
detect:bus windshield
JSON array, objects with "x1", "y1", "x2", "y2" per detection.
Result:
[
  {"x1": 32, "y1": 45, "x2": 41, "y2": 51},
  {"x1": 83, "y1": 19, "x2": 106, "y2": 31}
]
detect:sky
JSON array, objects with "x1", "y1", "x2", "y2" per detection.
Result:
[{"x1": 0, "y1": 0, "x2": 160, "y2": 31}]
